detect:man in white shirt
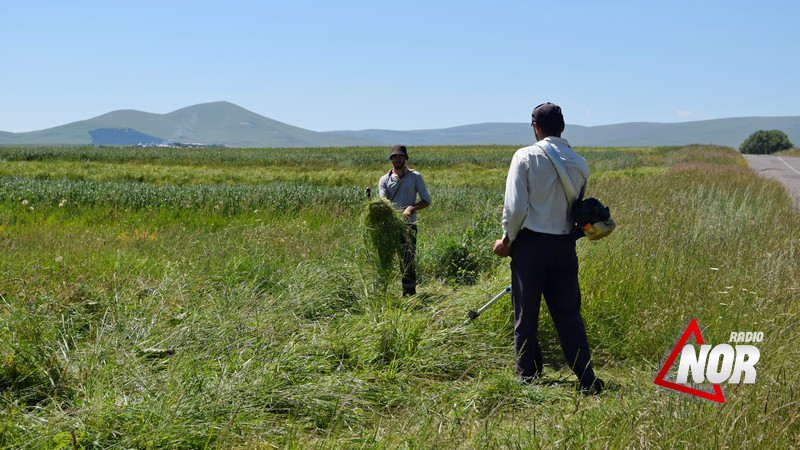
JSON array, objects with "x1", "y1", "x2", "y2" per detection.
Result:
[{"x1": 493, "y1": 103, "x2": 604, "y2": 394}]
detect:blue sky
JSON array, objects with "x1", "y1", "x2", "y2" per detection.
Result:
[{"x1": 2, "y1": 0, "x2": 798, "y2": 132}]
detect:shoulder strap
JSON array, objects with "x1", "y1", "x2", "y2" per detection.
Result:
[
  {"x1": 388, "y1": 168, "x2": 409, "y2": 202},
  {"x1": 538, "y1": 142, "x2": 577, "y2": 208}
]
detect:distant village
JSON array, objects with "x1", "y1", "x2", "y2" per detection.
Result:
[{"x1": 135, "y1": 142, "x2": 226, "y2": 149}]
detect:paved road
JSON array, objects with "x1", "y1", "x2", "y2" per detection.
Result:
[{"x1": 745, "y1": 155, "x2": 800, "y2": 209}]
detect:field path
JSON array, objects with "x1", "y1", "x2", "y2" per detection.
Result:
[{"x1": 745, "y1": 154, "x2": 800, "y2": 209}]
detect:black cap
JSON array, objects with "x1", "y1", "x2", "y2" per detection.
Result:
[
  {"x1": 389, "y1": 144, "x2": 408, "y2": 160},
  {"x1": 531, "y1": 102, "x2": 565, "y2": 130}
]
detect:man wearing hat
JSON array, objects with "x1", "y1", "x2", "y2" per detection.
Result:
[
  {"x1": 378, "y1": 144, "x2": 431, "y2": 296},
  {"x1": 493, "y1": 103, "x2": 604, "y2": 394}
]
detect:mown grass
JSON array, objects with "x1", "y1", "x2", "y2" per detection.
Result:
[{"x1": 0, "y1": 144, "x2": 798, "y2": 448}]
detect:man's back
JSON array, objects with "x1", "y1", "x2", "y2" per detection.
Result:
[
  {"x1": 495, "y1": 102, "x2": 604, "y2": 393},
  {"x1": 503, "y1": 136, "x2": 589, "y2": 237}
]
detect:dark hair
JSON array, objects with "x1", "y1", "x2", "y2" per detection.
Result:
[
  {"x1": 535, "y1": 121, "x2": 564, "y2": 137},
  {"x1": 532, "y1": 102, "x2": 565, "y2": 137}
]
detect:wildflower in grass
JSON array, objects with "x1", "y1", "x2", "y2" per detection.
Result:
[
  {"x1": 133, "y1": 229, "x2": 156, "y2": 241},
  {"x1": 21, "y1": 199, "x2": 28, "y2": 205},
  {"x1": 55, "y1": 256, "x2": 63, "y2": 263}
]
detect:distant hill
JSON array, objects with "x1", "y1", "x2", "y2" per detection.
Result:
[
  {"x1": 0, "y1": 102, "x2": 380, "y2": 148},
  {"x1": 1, "y1": 101, "x2": 798, "y2": 148},
  {"x1": 88, "y1": 128, "x2": 167, "y2": 146},
  {"x1": 330, "y1": 117, "x2": 800, "y2": 149},
  {"x1": 566, "y1": 117, "x2": 800, "y2": 148},
  {"x1": 329, "y1": 123, "x2": 532, "y2": 147}
]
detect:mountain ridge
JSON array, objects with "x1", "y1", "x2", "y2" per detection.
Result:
[
  {"x1": 329, "y1": 116, "x2": 800, "y2": 148},
  {"x1": 1, "y1": 102, "x2": 798, "y2": 149},
  {"x1": 0, "y1": 102, "x2": 380, "y2": 148}
]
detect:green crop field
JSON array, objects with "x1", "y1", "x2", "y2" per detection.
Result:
[{"x1": 0, "y1": 144, "x2": 798, "y2": 448}]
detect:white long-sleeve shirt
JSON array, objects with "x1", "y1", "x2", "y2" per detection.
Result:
[{"x1": 502, "y1": 136, "x2": 589, "y2": 244}]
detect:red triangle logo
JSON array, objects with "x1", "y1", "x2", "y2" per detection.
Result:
[{"x1": 654, "y1": 319, "x2": 726, "y2": 404}]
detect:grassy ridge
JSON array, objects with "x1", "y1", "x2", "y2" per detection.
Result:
[{"x1": 0, "y1": 144, "x2": 798, "y2": 448}]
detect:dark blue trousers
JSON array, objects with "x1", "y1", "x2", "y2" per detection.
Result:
[
  {"x1": 510, "y1": 229, "x2": 597, "y2": 387},
  {"x1": 400, "y1": 224, "x2": 417, "y2": 296}
]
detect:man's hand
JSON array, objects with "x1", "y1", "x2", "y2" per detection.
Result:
[
  {"x1": 402, "y1": 201, "x2": 429, "y2": 217},
  {"x1": 493, "y1": 238, "x2": 511, "y2": 257}
]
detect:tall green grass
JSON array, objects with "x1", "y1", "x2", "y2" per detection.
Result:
[{"x1": 0, "y1": 144, "x2": 798, "y2": 448}]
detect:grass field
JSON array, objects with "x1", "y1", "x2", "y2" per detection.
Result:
[{"x1": 1, "y1": 144, "x2": 798, "y2": 448}]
